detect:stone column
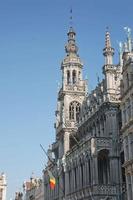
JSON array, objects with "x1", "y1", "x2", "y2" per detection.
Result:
[
  {"x1": 84, "y1": 161, "x2": 87, "y2": 186},
  {"x1": 92, "y1": 156, "x2": 98, "y2": 184},
  {"x1": 70, "y1": 69, "x2": 73, "y2": 84},
  {"x1": 103, "y1": 118, "x2": 107, "y2": 137},
  {"x1": 77, "y1": 165, "x2": 80, "y2": 189},
  {"x1": 123, "y1": 137, "x2": 129, "y2": 161},
  {"x1": 73, "y1": 168, "x2": 75, "y2": 191},
  {"x1": 64, "y1": 132, "x2": 70, "y2": 154},
  {"x1": 65, "y1": 170, "x2": 69, "y2": 196},
  {"x1": 95, "y1": 124, "x2": 98, "y2": 136},
  {"x1": 110, "y1": 157, "x2": 120, "y2": 184},
  {"x1": 131, "y1": 174, "x2": 133, "y2": 200},
  {"x1": 129, "y1": 134, "x2": 132, "y2": 160},
  {"x1": 105, "y1": 112, "x2": 111, "y2": 136},
  {"x1": 59, "y1": 173, "x2": 65, "y2": 200},
  {"x1": 79, "y1": 165, "x2": 82, "y2": 188},
  {"x1": 131, "y1": 96, "x2": 133, "y2": 118},
  {"x1": 100, "y1": 120, "x2": 104, "y2": 137},
  {"x1": 92, "y1": 126, "x2": 95, "y2": 136},
  {"x1": 88, "y1": 159, "x2": 91, "y2": 185},
  {"x1": 75, "y1": 167, "x2": 78, "y2": 190},
  {"x1": 83, "y1": 163, "x2": 85, "y2": 187},
  {"x1": 126, "y1": 174, "x2": 133, "y2": 200},
  {"x1": 71, "y1": 167, "x2": 74, "y2": 193}
]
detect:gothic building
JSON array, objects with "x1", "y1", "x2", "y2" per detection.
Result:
[
  {"x1": 22, "y1": 177, "x2": 44, "y2": 200},
  {"x1": 43, "y1": 26, "x2": 133, "y2": 200},
  {"x1": 120, "y1": 28, "x2": 133, "y2": 200},
  {"x1": 15, "y1": 192, "x2": 23, "y2": 200}
]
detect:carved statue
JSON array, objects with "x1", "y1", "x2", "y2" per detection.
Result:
[
  {"x1": 124, "y1": 27, "x2": 131, "y2": 39},
  {"x1": 119, "y1": 41, "x2": 123, "y2": 53},
  {"x1": 123, "y1": 42, "x2": 128, "y2": 52}
]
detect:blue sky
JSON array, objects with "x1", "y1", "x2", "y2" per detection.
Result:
[{"x1": 0, "y1": 0, "x2": 133, "y2": 199}]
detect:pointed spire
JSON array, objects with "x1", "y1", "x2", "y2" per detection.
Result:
[
  {"x1": 103, "y1": 28, "x2": 114, "y2": 65},
  {"x1": 119, "y1": 41, "x2": 123, "y2": 66},
  {"x1": 105, "y1": 27, "x2": 111, "y2": 48},
  {"x1": 124, "y1": 27, "x2": 132, "y2": 52},
  {"x1": 69, "y1": 8, "x2": 73, "y2": 28},
  {"x1": 64, "y1": 8, "x2": 79, "y2": 55}
]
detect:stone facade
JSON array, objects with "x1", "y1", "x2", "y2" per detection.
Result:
[
  {"x1": 15, "y1": 192, "x2": 23, "y2": 200},
  {"x1": 22, "y1": 177, "x2": 44, "y2": 200},
  {"x1": 0, "y1": 173, "x2": 6, "y2": 200},
  {"x1": 120, "y1": 27, "x2": 133, "y2": 200},
  {"x1": 43, "y1": 27, "x2": 133, "y2": 200}
]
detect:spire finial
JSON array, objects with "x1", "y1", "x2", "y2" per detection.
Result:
[
  {"x1": 106, "y1": 26, "x2": 109, "y2": 31},
  {"x1": 69, "y1": 7, "x2": 73, "y2": 27},
  {"x1": 103, "y1": 28, "x2": 114, "y2": 64},
  {"x1": 124, "y1": 27, "x2": 131, "y2": 39},
  {"x1": 96, "y1": 73, "x2": 100, "y2": 84},
  {"x1": 124, "y1": 26, "x2": 132, "y2": 52},
  {"x1": 105, "y1": 27, "x2": 111, "y2": 48}
]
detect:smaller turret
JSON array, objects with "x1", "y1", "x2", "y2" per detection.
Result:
[
  {"x1": 124, "y1": 27, "x2": 132, "y2": 52},
  {"x1": 103, "y1": 29, "x2": 121, "y2": 102},
  {"x1": 61, "y1": 26, "x2": 84, "y2": 88},
  {"x1": 119, "y1": 42, "x2": 123, "y2": 66},
  {"x1": 103, "y1": 29, "x2": 114, "y2": 65}
]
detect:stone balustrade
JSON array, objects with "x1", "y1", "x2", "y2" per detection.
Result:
[{"x1": 66, "y1": 184, "x2": 118, "y2": 200}]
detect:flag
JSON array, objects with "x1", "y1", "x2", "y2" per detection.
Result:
[{"x1": 47, "y1": 169, "x2": 56, "y2": 190}]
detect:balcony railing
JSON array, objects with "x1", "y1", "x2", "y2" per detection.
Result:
[{"x1": 66, "y1": 184, "x2": 119, "y2": 200}]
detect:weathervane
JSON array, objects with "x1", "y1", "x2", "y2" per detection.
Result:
[{"x1": 69, "y1": 7, "x2": 73, "y2": 27}]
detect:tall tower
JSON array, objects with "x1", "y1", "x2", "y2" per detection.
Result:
[{"x1": 55, "y1": 26, "x2": 87, "y2": 158}]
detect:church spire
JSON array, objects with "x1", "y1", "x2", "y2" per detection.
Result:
[
  {"x1": 64, "y1": 8, "x2": 79, "y2": 56},
  {"x1": 103, "y1": 28, "x2": 114, "y2": 65},
  {"x1": 61, "y1": 24, "x2": 84, "y2": 88}
]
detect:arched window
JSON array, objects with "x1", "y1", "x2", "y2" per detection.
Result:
[
  {"x1": 69, "y1": 101, "x2": 80, "y2": 122},
  {"x1": 67, "y1": 70, "x2": 70, "y2": 84},
  {"x1": 98, "y1": 149, "x2": 110, "y2": 184},
  {"x1": 72, "y1": 70, "x2": 76, "y2": 84}
]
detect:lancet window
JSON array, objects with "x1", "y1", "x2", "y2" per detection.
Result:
[
  {"x1": 69, "y1": 101, "x2": 80, "y2": 122},
  {"x1": 72, "y1": 70, "x2": 76, "y2": 84},
  {"x1": 67, "y1": 70, "x2": 70, "y2": 84}
]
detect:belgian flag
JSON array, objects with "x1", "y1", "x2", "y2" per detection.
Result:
[{"x1": 47, "y1": 170, "x2": 56, "y2": 190}]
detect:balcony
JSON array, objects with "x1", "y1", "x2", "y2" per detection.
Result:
[{"x1": 66, "y1": 184, "x2": 119, "y2": 200}]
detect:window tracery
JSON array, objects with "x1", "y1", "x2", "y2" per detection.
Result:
[{"x1": 69, "y1": 101, "x2": 81, "y2": 122}]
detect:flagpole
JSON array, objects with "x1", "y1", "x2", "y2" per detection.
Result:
[
  {"x1": 40, "y1": 144, "x2": 56, "y2": 166},
  {"x1": 40, "y1": 144, "x2": 65, "y2": 198}
]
